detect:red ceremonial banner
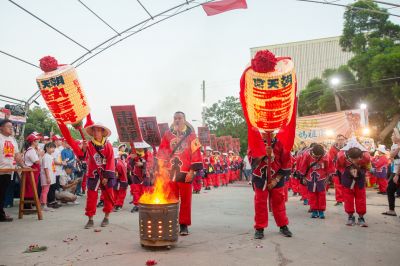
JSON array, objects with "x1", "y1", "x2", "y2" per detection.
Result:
[
  {"x1": 217, "y1": 137, "x2": 227, "y2": 153},
  {"x1": 111, "y1": 105, "x2": 143, "y2": 143},
  {"x1": 210, "y1": 134, "x2": 217, "y2": 151},
  {"x1": 158, "y1": 123, "x2": 170, "y2": 138},
  {"x1": 233, "y1": 138, "x2": 241, "y2": 153},
  {"x1": 198, "y1": 127, "x2": 211, "y2": 146},
  {"x1": 225, "y1": 136, "x2": 233, "y2": 151},
  {"x1": 138, "y1": 117, "x2": 162, "y2": 147}
]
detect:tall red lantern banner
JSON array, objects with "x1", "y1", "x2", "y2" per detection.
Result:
[
  {"x1": 198, "y1": 127, "x2": 211, "y2": 147},
  {"x1": 216, "y1": 137, "x2": 226, "y2": 153},
  {"x1": 158, "y1": 123, "x2": 170, "y2": 138},
  {"x1": 210, "y1": 134, "x2": 217, "y2": 151},
  {"x1": 36, "y1": 56, "x2": 93, "y2": 157},
  {"x1": 111, "y1": 105, "x2": 143, "y2": 144},
  {"x1": 240, "y1": 50, "x2": 298, "y2": 156},
  {"x1": 138, "y1": 117, "x2": 162, "y2": 147}
]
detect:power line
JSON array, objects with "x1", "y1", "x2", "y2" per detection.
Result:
[
  {"x1": 77, "y1": 0, "x2": 120, "y2": 35},
  {"x1": 0, "y1": 50, "x2": 39, "y2": 69},
  {"x1": 74, "y1": 0, "x2": 217, "y2": 67},
  {"x1": 137, "y1": 0, "x2": 154, "y2": 19},
  {"x1": 8, "y1": 0, "x2": 91, "y2": 52}
]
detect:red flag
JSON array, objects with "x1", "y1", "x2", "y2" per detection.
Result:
[{"x1": 202, "y1": 0, "x2": 247, "y2": 16}]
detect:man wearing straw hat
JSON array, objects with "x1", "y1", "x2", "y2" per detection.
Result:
[
  {"x1": 157, "y1": 111, "x2": 203, "y2": 236},
  {"x1": 83, "y1": 123, "x2": 115, "y2": 229}
]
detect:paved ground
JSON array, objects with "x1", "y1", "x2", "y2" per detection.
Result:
[{"x1": 1, "y1": 182, "x2": 400, "y2": 266}]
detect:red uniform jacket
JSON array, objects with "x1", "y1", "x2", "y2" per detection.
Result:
[
  {"x1": 157, "y1": 127, "x2": 203, "y2": 182},
  {"x1": 336, "y1": 150, "x2": 371, "y2": 189},
  {"x1": 371, "y1": 155, "x2": 389, "y2": 178},
  {"x1": 249, "y1": 133, "x2": 291, "y2": 190},
  {"x1": 114, "y1": 158, "x2": 128, "y2": 189},
  {"x1": 298, "y1": 150, "x2": 335, "y2": 192},
  {"x1": 86, "y1": 140, "x2": 115, "y2": 189}
]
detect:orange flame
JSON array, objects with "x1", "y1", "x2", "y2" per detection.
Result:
[{"x1": 139, "y1": 161, "x2": 178, "y2": 205}]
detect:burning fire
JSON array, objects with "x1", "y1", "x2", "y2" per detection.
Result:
[{"x1": 139, "y1": 161, "x2": 178, "y2": 205}]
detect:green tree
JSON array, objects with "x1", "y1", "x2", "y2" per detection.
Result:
[
  {"x1": 299, "y1": 66, "x2": 358, "y2": 116},
  {"x1": 340, "y1": 0, "x2": 400, "y2": 141},
  {"x1": 204, "y1": 96, "x2": 247, "y2": 155},
  {"x1": 24, "y1": 107, "x2": 59, "y2": 137}
]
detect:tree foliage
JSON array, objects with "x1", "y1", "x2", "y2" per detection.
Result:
[{"x1": 204, "y1": 96, "x2": 247, "y2": 155}]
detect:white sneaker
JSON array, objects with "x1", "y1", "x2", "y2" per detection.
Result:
[
  {"x1": 72, "y1": 201, "x2": 80, "y2": 205},
  {"x1": 43, "y1": 206, "x2": 51, "y2": 211}
]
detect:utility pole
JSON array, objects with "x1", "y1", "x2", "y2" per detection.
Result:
[
  {"x1": 201, "y1": 80, "x2": 206, "y2": 126},
  {"x1": 334, "y1": 92, "x2": 341, "y2": 112}
]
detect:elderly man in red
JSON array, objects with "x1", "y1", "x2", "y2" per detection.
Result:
[
  {"x1": 157, "y1": 111, "x2": 203, "y2": 236},
  {"x1": 83, "y1": 123, "x2": 115, "y2": 229}
]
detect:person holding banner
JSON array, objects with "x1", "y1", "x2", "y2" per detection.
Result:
[
  {"x1": 83, "y1": 123, "x2": 115, "y2": 229},
  {"x1": 203, "y1": 147, "x2": 214, "y2": 190},
  {"x1": 250, "y1": 130, "x2": 293, "y2": 239},
  {"x1": 113, "y1": 153, "x2": 128, "y2": 212},
  {"x1": 157, "y1": 111, "x2": 203, "y2": 236},
  {"x1": 128, "y1": 143, "x2": 148, "y2": 213}
]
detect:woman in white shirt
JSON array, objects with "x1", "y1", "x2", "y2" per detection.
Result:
[{"x1": 23, "y1": 133, "x2": 41, "y2": 208}]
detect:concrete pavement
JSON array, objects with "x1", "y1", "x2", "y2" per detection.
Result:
[{"x1": 1, "y1": 182, "x2": 399, "y2": 266}]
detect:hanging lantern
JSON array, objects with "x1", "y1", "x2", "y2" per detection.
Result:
[
  {"x1": 36, "y1": 56, "x2": 90, "y2": 126},
  {"x1": 241, "y1": 50, "x2": 296, "y2": 132}
]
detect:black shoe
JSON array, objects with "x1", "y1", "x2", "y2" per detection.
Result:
[
  {"x1": 101, "y1": 217, "x2": 109, "y2": 227},
  {"x1": 280, "y1": 226, "x2": 292, "y2": 237},
  {"x1": 334, "y1": 202, "x2": 343, "y2": 206},
  {"x1": 97, "y1": 200, "x2": 104, "y2": 208},
  {"x1": 48, "y1": 202, "x2": 60, "y2": 209},
  {"x1": 131, "y1": 206, "x2": 139, "y2": 213},
  {"x1": 292, "y1": 192, "x2": 298, "y2": 196},
  {"x1": 84, "y1": 219, "x2": 94, "y2": 229},
  {"x1": 114, "y1": 206, "x2": 122, "y2": 212},
  {"x1": 254, "y1": 229, "x2": 264, "y2": 239},
  {"x1": 180, "y1": 224, "x2": 189, "y2": 236},
  {"x1": 0, "y1": 215, "x2": 13, "y2": 222}
]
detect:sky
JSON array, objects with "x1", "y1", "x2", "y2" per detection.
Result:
[{"x1": 1, "y1": 0, "x2": 399, "y2": 141}]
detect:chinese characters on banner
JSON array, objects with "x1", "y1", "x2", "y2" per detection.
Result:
[
  {"x1": 138, "y1": 117, "x2": 162, "y2": 147},
  {"x1": 216, "y1": 137, "x2": 227, "y2": 153},
  {"x1": 198, "y1": 127, "x2": 211, "y2": 146},
  {"x1": 36, "y1": 65, "x2": 90, "y2": 125},
  {"x1": 158, "y1": 123, "x2": 170, "y2": 138},
  {"x1": 210, "y1": 134, "x2": 217, "y2": 151},
  {"x1": 233, "y1": 138, "x2": 241, "y2": 153},
  {"x1": 111, "y1": 105, "x2": 143, "y2": 143}
]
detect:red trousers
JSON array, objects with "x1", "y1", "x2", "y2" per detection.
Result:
[
  {"x1": 114, "y1": 188, "x2": 127, "y2": 207},
  {"x1": 376, "y1": 178, "x2": 388, "y2": 193},
  {"x1": 333, "y1": 176, "x2": 344, "y2": 202},
  {"x1": 85, "y1": 188, "x2": 114, "y2": 217},
  {"x1": 170, "y1": 182, "x2": 192, "y2": 225},
  {"x1": 205, "y1": 175, "x2": 213, "y2": 187},
  {"x1": 192, "y1": 175, "x2": 202, "y2": 192},
  {"x1": 289, "y1": 177, "x2": 299, "y2": 193},
  {"x1": 367, "y1": 172, "x2": 376, "y2": 187},
  {"x1": 254, "y1": 186, "x2": 289, "y2": 229},
  {"x1": 343, "y1": 186, "x2": 366, "y2": 216},
  {"x1": 213, "y1": 174, "x2": 221, "y2": 187},
  {"x1": 82, "y1": 174, "x2": 88, "y2": 193},
  {"x1": 308, "y1": 191, "x2": 326, "y2": 211},
  {"x1": 284, "y1": 183, "x2": 289, "y2": 202},
  {"x1": 130, "y1": 184, "x2": 143, "y2": 206},
  {"x1": 299, "y1": 184, "x2": 309, "y2": 200},
  {"x1": 222, "y1": 173, "x2": 228, "y2": 185}
]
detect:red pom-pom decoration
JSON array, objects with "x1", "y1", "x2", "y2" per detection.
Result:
[
  {"x1": 251, "y1": 50, "x2": 277, "y2": 73},
  {"x1": 39, "y1": 56, "x2": 58, "y2": 72}
]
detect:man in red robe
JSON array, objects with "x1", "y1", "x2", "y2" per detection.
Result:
[{"x1": 157, "y1": 111, "x2": 203, "y2": 235}]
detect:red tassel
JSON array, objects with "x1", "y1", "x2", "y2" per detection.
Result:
[{"x1": 251, "y1": 50, "x2": 277, "y2": 73}]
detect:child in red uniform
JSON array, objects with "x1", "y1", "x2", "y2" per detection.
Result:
[
  {"x1": 114, "y1": 153, "x2": 128, "y2": 211},
  {"x1": 83, "y1": 123, "x2": 115, "y2": 229},
  {"x1": 336, "y1": 139, "x2": 371, "y2": 227},
  {"x1": 298, "y1": 144, "x2": 334, "y2": 219},
  {"x1": 371, "y1": 145, "x2": 389, "y2": 194}
]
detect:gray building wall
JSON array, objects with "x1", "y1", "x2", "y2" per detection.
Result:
[{"x1": 250, "y1": 36, "x2": 353, "y2": 90}]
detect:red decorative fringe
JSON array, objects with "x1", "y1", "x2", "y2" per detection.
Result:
[{"x1": 251, "y1": 50, "x2": 277, "y2": 73}]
